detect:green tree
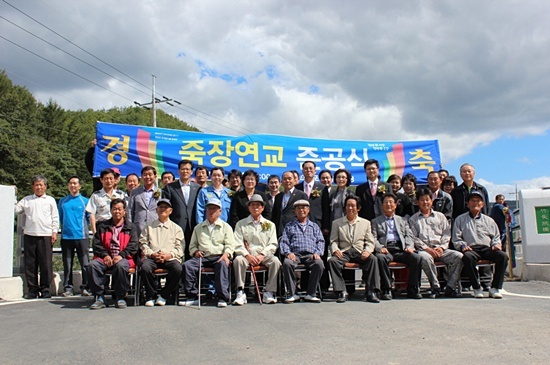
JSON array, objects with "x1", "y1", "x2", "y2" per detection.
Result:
[{"x1": 0, "y1": 70, "x2": 201, "y2": 199}]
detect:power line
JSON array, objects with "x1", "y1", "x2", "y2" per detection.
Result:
[
  {"x1": 2, "y1": 0, "x2": 257, "y2": 136},
  {"x1": 0, "y1": 15, "x2": 151, "y2": 97},
  {"x1": 0, "y1": 35, "x2": 135, "y2": 103},
  {"x1": 2, "y1": 0, "x2": 151, "y2": 90},
  {"x1": 4, "y1": 69, "x2": 91, "y2": 109}
]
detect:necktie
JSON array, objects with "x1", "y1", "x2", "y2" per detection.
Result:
[
  {"x1": 305, "y1": 183, "x2": 311, "y2": 198},
  {"x1": 370, "y1": 181, "x2": 377, "y2": 197}
]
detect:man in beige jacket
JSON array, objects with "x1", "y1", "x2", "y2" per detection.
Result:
[
  {"x1": 139, "y1": 199, "x2": 184, "y2": 307},
  {"x1": 328, "y1": 195, "x2": 380, "y2": 303},
  {"x1": 233, "y1": 194, "x2": 281, "y2": 305}
]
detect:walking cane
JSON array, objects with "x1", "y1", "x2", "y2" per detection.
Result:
[
  {"x1": 198, "y1": 255, "x2": 202, "y2": 310},
  {"x1": 244, "y1": 241, "x2": 263, "y2": 305}
]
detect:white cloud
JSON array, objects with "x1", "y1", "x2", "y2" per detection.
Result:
[
  {"x1": 478, "y1": 176, "x2": 550, "y2": 204},
  {"x1": 3, "y1": 0, "x2": 550, "y2": 174}
]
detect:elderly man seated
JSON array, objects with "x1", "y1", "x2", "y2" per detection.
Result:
[
  {"x1": 233, "y1": 194, "x2": 280, "y2": 305},
  {"x1": 372, "y1": 193, "x2": 423, "y2": 300},
  {"x1": 453, "y1": 191, "x2": 507, "y2": 299},
  {"x1": 409, "y1": 188, "x2": 463, "y2": 298},
  {"x1": 139, "y1": 199, "x2": 184, "y2": 307},
  {"x1": 180, "y1": 198, "x2": 235, "y2": 308},
  {"x1": 279, "y1": 199, "x2": 325, "y2": 303},
  {"x1": 328, "y1": 195, "x2": 381, "y2": 303},
  {"x1": 88, "y1": 198, "x2": 138, "y2": 309}
]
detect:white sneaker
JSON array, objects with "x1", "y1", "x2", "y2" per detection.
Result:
[
  {"x1": 145, "y1": 299, "x2": 155, "y2": 307},
  {"x1": 304, "y1": 295, "x2": 321, "y2": 303},
  {"x1": 233, "y1": 290, "x2": 247, "y2": 306},
  {"x1": 263, "y1": 291, "x2": 277, "y2": 304},
  {"x1": 155, "y1": 295, "x2": 166, "y2": 306},
  {"x1": 178, "y1": 298, "x2": 199, "y2": 306},
  {"x1": 217, "y1": 300, "x2": 228, "y2": 308},
  {"x1": 284, "y1": 294, "x2": 300, "y2": 303},
  {"x1": 489, "y1": 288, "x2": 503, "y2": 299},
  {"x1": 116, "y1": 299, "x2": 127, "y2": 308},
  {"x1": 473, "y1": 288, "x2": 484, "y2": 299}
]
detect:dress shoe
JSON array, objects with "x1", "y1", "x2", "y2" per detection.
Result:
[
  {"x1": 336, "y1": 291, "x2": 348, "y2": 303},
  {"x1": 444, "y1": 286, "x2": 455, "y2": 297},
  {"x1": 41, "y1": 290, "x2": 52, "y2": 299},
  {"x1": 380, "y1": 290, "x2": 392, "y2": 301},
  {"x1": 407, "y1": 291, "x2": 422, "y2": 299},
  {"x1": 365, "y1": 291, "x2": 380, "y2": 303},
  {"x1": 429, "y1": 289, "x2": 441, "y2": 299},
  {"x1": 25, "y1": 291, "x2": 38, "y2": 299}
]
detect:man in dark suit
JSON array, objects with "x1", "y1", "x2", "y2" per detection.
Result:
[
  {"x1": 162, "y1": 159, "x2": 201, "y2": 260},
  {"x1": 426, "y1": 171, "x2": 453, "y2": 222},
  {"x1": 355, "y1": 159, "x2": 393, "y2": 221},
  {"x1": 372, "y1": 193, "x2": 423, "y2": 300},
  {"x1": 267, "y1": 174, "x2": 281, "y2": 210},
  {"x1": 271, "y1": 171, "x2": 308, "y2": 237},
  {"x1": 451, "y1": 163, "x2": 490, "y2": 219},
  {"x1": 294, "y1": 160, "x2": 325, "y2": 229}
]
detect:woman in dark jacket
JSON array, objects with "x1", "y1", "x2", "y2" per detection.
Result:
[{"x1": 229, "y1": 169, "x2": 271, "y2": 228}]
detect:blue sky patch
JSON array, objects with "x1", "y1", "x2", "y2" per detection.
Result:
[
  {"x1": 309, "y1": 84, "x2": 320, "y2": 94},
  {"x1": 195, "y1": 60, "x2": 248, "y2": 85}
]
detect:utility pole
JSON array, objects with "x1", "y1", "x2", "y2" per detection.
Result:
[{"x1": 134, "y1": 75, "x2": 181, "y2": 127}]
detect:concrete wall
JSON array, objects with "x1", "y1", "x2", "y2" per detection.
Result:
[
  {"x1": 0, "y1": 185, "x2": 22, "y2": 299},
  {"x1": 0, "y1": 185, "x2": 15, "y2": 278}
]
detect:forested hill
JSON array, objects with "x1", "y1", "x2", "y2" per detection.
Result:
[{"x1": 0, "y1": 70, "x2": 200, "y2": 198}]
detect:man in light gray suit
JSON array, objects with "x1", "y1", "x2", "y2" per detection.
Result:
[
  {"x1": 328, "y1": 195, "x2": 380, "y2": 303},
  {"x1": 372, "y1": 193, "x2": 423, "y2": 300},
  {"x1": 128, "y1": 166, "x2": 162, "y2": 235},
  {"x1": 162, "y1": 160, "x2": 201, "y2": 260}
]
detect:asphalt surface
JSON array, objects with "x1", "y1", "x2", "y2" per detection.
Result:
[{"x1": 1, "y1": 281, "x2": 549, "y2": 365}]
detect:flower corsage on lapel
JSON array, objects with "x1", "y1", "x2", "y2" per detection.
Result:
[
  {"x1": 311, "y1": 188, "x2": 322, "y2": 198},
  {"x1": 261, "y1": 221, "x2": 272, "y2": 232},
  {"x1": 377, "y1": 185, "x2": 386, "y2": 195}
]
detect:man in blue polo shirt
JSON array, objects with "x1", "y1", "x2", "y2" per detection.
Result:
[{"x1": 58, "y1": 176, "x2": 91, "y2": 297}]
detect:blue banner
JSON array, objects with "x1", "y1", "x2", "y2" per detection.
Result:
[{"x1": 94, "y1": 121, "x2": 441, "y2": 184}]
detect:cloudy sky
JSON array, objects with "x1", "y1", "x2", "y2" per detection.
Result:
[{"x1": 2, "y1": 0, "x2": 549, "y2": 201}]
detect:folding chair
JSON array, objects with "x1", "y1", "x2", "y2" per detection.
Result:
[
  {"x1": 282, "y1": 263, "x2": 323, "y2": 301},
  {"x1": 136, "y1": 268, "x2": 181, "y2": 305},
  {"x1": 197, "y1": 259, "x2": 232, "y2": 309},
  {"x1": 105, "y1": 266, "x2": 139, "y2": 306},
  {"x1": 245, "y1": 264, "x2": 269, "y2": 303}
]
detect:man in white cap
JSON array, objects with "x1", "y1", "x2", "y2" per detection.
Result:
[
  {"x1": 180, "y1": 198, "x2": 235, "y2": 307},
  {"x1": 279, "y1": 199, "x2": 325, "y2": 303},
  {"x1": 233, "y1": 194, "x2": 281, "y2": 305}
]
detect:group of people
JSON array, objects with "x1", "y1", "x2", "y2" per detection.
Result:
[{"x1": 14, "y1": 157, "x2": 511, "y2": 308}]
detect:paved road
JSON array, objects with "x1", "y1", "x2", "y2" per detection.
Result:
[{"x1": 1, "y1": 281, "x2": 549, "y2": 364}]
